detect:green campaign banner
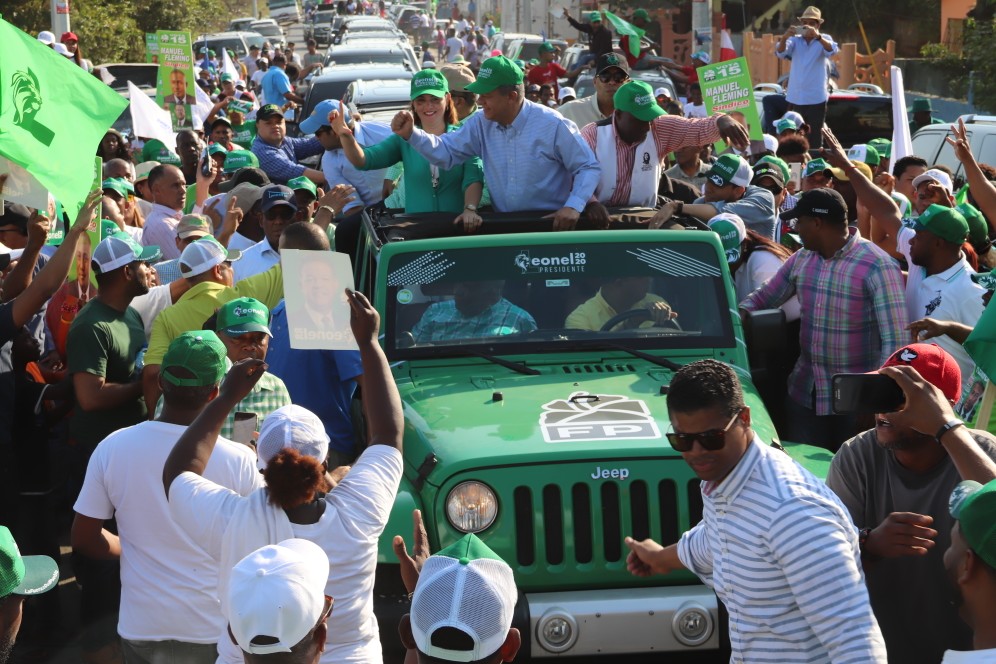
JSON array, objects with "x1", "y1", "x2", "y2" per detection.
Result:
[
  {"x1": 0, "y1": 18, "x2": 127, "y2": 219},
  {"x1": 145, "y1": 33, "x2": 160, "y2": 64},
  {"x1": 698, "y1": 57, "x2": 763, "y2": 153},
  {"x1": 155, "y1": 30, "x2": 195, "y2": 131}
]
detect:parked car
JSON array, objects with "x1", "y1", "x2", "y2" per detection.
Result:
[
  {"x1": 297, "y1": 63, "x2": 415, "y2": 135},
  {"x1": 351, "y1": 209, "x2": 829, "y2": 662},
  {"x1": 505, "y1": 37, "x2": 568, "y2": 64},
  {"x1": 343, "y1": 77, "x2": 413, "y2": 121},
  {"x1": 304, "y1": 8, "x2": 337, "y2": 46},
  {"x1": 227, "y1": 17, "x2": 257, "y2": 32},
  {"x1": 249, "y1": 19, "x2": 287, "y2": 51},
  {"x1": 488, "y1": 31, "x2": 540, "y2": 56},
  {"x1": 323, "y1": 40, "x2": 420, "y2": 71},
  {"x1": 193, "y1": 31, "x2": 263, "y2": 59},
  {"x1": 912, "y1": 115, "x2": 996, "y2": 189}
]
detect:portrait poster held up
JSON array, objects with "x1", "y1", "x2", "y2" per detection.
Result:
[
  {"x1": 281, "y1": 249, "x2": 360, "y2": 351},
  {"x1": 145, "y1": 32, "x2": 159, "y2": 64},
  {"x1": 155, "y1": 30, "x2": 196, "y2": 131},
  {"x1": 698, "y1": 57, "x2": 764, "y2": 154}
]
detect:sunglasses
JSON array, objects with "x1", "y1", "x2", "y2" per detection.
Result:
[
  {"x1": 666, "y1": 408, "x2": 743, "y2": 452},
  {"x1": 598, "y1": 71, "x2": 629, "y2": 84},
  {"x1": 265, "y1": 207, "x2": 295, "y2": 221}
]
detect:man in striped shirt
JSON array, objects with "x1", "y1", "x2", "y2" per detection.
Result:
[
  {"x1": 740, "y1": 188, "x2": 908, "y2": 450},
  {"x1": 625, "y1": 359, "x2": 887, "y2": 663}
]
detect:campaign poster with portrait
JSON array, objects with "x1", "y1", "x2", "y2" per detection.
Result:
[
  {"x1": 145, "y1": 33, "x2": 159, "y2": 64},
  {"x1": 154, "y1": 30, "x2": 195, "y2": 131},
  {"x1": 698, "y1": 57, "x2": 764, "y2": 155},
  {"x1": 282, "y1": 249, "x2": 359, "y2": 350}
]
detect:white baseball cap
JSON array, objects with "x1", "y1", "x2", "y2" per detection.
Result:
[
  {"x1": 557, "y1": 86, "x2": 576, "y2": 101},
  {"x1": 92, "y1": 232, "x2": 161, "y2": 274},
  {"x1": 226, "y1": 539, "x2": 330, "y2": 655},
  {"x1": 762, "y1": 133, "x2": 779, "y2": 153},
  {"x1": 53, "y1": 42, "x2": 71, "y2": 56},
  {"x1": 411, "y1": 534, "x2": 517, "y2": 662},
  {"x1": 780, "y1": 111, "x2": 805, "y2": 128},
  {"x1": 653, "y1": 86, "x2": 672, "y2": 100},
  {"x1": 912, "y1": 168, "x2": 954, "y2": 196},
  {"x1": 256, "y1": 405, "x2": 330, "y2": 471},
  {"x1": 37, "y1": 31, "x2": 56, "y2": 45},
  {"x1": 179, "y1": 236, "x2": 242, "y2": 278}
]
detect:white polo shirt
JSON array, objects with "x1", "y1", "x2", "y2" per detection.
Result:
[{"x1": 233, "y1": 238, "x2": 279, "y2": 282}]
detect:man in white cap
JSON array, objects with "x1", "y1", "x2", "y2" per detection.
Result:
[
  {"x1": 776, "y1": 6, "x2": 838, "y2": 148},
  {"x1": 400, "y1": 534, "x2": 520, "y2": 663},
  {"x1": 226, "y1": 539, "x2": 332, "y2": 663},
  {"x1": 36, "y1": 30, "x2": 56, "y2": 46},
  {"x1": 152, "y1": 214, "x2": 212, "y2": 285},
  {"x1": 0, "y1": 526, "x2": 59, "y2": 664}
]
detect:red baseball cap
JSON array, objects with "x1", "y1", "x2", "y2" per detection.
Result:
[
  {"x1": 881, "y1": 343, "x2": 962, "y2": 402},
  {"x1": 61, "y1": 31, "x2": 78, "y2": 43}
]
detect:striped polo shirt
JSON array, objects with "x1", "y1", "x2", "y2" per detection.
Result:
[{"x1": 678, "y1": 437, "x2": 887, "y2": 663}]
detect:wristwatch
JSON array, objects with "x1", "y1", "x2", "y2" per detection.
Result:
[
  {"x1": 465, "y1": 204, "x2": 477, "y2": 212},
  {"x1": 318, "y1": 205, "x2": 336, "y2": 217},
  {"x1": 936, "y1": 419, "x2": 965, "y2": 444}
]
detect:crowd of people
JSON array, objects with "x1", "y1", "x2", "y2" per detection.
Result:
[{"x1": 3, "y1": 2, "x2": 996, "y2": 664}]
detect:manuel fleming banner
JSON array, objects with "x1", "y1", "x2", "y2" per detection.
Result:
[
  {"x1": 698, "y1": 57, "x2": 763, "y2": 152},
  {"x1": 155, "y1": 30, "x2": 195, "y2": 131}
]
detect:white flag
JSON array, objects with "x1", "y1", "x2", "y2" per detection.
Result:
[
  {"x1": 222, "y1": 48, "x2": 241, "y2": 82},
  {"x1": 891, "y1": 66, "x2": 913, "y2": 163},
  {"x1": 128, "y1": 81, "x2": 176, "y2": 148},
  {"x1": 193, "y1": 82, "x2": 215, "y2": 130}
]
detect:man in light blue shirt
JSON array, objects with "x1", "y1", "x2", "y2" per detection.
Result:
[
  {"x1": 391, "y1": 54, "x2": 601, "y2": 231},
  {"x1": 260, "y1": 54, "x2": 303, "y2": 107},
  {"x1": 775, "y1": 6, "x2": 838, "y2": 149}
]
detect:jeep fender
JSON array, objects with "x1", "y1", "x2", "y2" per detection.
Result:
[{"x1": 377, "y1": 475, "x2": 423, "y2": 563}]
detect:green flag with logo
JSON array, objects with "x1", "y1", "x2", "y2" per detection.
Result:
[
  {"x1": 965, "y1": 299, "x2": 996, "y2": 385},
  {"x1": 602, "y1": 11, "x2": 645, "y2": 58},
  {"x1": 0, "y1": 18, "x2": 127, "y2": 218}
]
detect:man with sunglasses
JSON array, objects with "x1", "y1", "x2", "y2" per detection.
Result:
[
  {"x1": 234, "y1": 185, "x2": 297, "y2": 282},
  {"x1": 559, "y1": 52, "x2": 629, "y2": 130},
  {"x1": 625, "y1": 359, "x2": 887, "y2": 663}
]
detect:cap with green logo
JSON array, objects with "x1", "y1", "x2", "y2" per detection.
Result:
[
  {"x1": 287, "y1": 175, "x2": 318, "y2": 199},
  {"x1": 912, "y1": 204, "x2": 970, "y2": 244},
  {"x1": 161, "y1": 331, "x2": 228, "y2": 387},
  {"x1": 847, "y1": 144, "x2": 881, "y2": 167},
  {"x1": 868, "y1": 137, "x2": 892, "y2": 159},
  {"x1": 141, "y1": 138, "x2": 181, "y2": 166},
  {"x1": 410, "y1": 69, "x2": 449, "y2": 100},
  {"x1": 101, "y1": 177, "x2": 134, "y2": 199},
  {"x1": 0, "y1": 526, "x2": 59, "y2": 597},
  {"x1": 257, "y1": 104, "x2": 284, "y2": 120},
  {"x1": 465, "y1": 55, "x2": 524, "y2": 94},
  {"x1": 950, "y1": 479, "x2": 996, "y2": 569},
  {"x1": 707, "y1": 213, "x2": 747, "y2": 264},
  {"x1": 613, "y1": 80, "x2": 666, "y2": 122},
  {"x1": 217, "y1": 297, "x2": 272, "y2": 337},
  {"x1": 707, "y1": 154, "x2": 753, "y2": 188},
  {"x1": 538, "y1": 41, "x2": 556, "y2": 54},
  {"x1": 207, "y1": 142, "x2": 228, "y2": 157},
  {"x1": 956, "y1": 202, "x2": 989, "y2": 247},
  {"x1": 756, "y1": 155, "x2": 791, "y2": 183},
  {"x1": 589, "y1": 11, "x2": 602, "y2": 22},
  {"x1": 802, "y1": 158, "x2": 832, "y2": 179},
  {"x1": 223, "y1": 149, "x2": 260, "y2": 174},
  {"x1": 774, "y1": 118, "x2": 797, "y2": 133},
  {"x1": 221, "y1": 72, "x2": 235, "y2": 82},
  {"x1": 632, "y1": 8, "x2": 650, "y2": 21}
]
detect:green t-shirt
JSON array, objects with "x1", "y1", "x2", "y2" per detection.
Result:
[
  {"x1": 183, "y1": 183, "x2": 198, "y2": 214},
  {"x1": 360, "y1": 126, "x2": 483, "y2": 214},
  {"x1": 232, "y1": 121, "x2": 257, "y2": 148},
  {"x1": 66, "y1": 299, "x2": 148, "y2": 452}
]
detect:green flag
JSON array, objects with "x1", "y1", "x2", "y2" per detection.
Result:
[
  {"x1": 965, "y1": 300, "x2": 996, "y2": 382},
  {"x1": 602, "y1": 11, "x2": 645, "y2": 58},
  {"x1": 956, "y1": 183, "x2": 970, "y2": 206},
  {"x1": 0, "y1": 18, "x2": 127, "y2": 217}
]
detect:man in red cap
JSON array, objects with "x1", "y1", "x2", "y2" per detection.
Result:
[{"x1": 827, "y1": 343, "x2": 996, "y2": 663}]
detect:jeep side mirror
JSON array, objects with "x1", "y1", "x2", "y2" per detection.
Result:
[{"x1": 743, "y1": 308, "x2": 786, "y2": 380}]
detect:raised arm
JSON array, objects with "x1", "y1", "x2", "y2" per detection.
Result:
[
  {"x1": 347, "y1": 289, "x2": 402, "y2": 449},
  {"x1": 2, "y1": 210, "x2": 49, "y2": 302},
  {"x1": 331, "y1": 106, "x2": 368, "y2": 168},
  {"x1": 948, "y1": 118, "x2": 996, "y2": 233}
]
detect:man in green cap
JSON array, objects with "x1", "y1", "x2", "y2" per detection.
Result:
[
  {"x1": 0, "y1": 526, "x2": 58, "y2": 663},
  {"x1": 140, "y1": 138, "x2": 182, "y2": 167},
  {"x1": 209, "y1": 116, "x2": 239, "y2": 152},
  {"x1": 392, "y1": 54, "x2": 601, "y2": 231},
  {"x1": 801, "y1": 157, "x2": 833, "y2": 191},
  {"x1": 621, "y1": 8, "x2": 669, "y2": 70},
  {"x1": 582, "y1": 79, "x2": 749, "y2": 213},
  {"x1": 222, "y1": 149, "x2": 259, "y2": 175},
  {"x1": 564, "y1": 8, "x2": 613, "y2": 67},
  {"x1": 910, "y1": 98, "x2": 945, "y2": 135},
  {"x1": 525, "y1": 41, "x2": 583, "y2": 97},
  {"x1": 288, "y1": 175, "x2": 318, "y2": 222},
  {"x1": 211, "y1": 297, "x2": 291, "y2": 441},
  {"x1": 868, "y1": 137, "x2": 892, "y2": 176},
  {"x1": 72, "y1": 330, "x2": 261, "y2": 664}
]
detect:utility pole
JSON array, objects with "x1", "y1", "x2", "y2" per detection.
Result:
[
  {"x1": 252, "y1": 0, "x2": 259, "y2": 18},
  {"x1": 691, "y1": 0, "x2": 710, "y2": 56},
  {"x1": 50, "y1": 0, "x2": 70, "y2": 36}
]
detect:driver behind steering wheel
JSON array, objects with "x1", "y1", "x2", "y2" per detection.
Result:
[{"x1": 565, "y1": 276, "x2": 677, "y2": 331}]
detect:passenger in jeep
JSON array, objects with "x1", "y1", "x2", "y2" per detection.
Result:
[
  {"x1": 411, "y1": 281, "x2": 537, "y2": 343},
  {"x1": 565, "y1": 276, "x2": 676, "y2": 331}
]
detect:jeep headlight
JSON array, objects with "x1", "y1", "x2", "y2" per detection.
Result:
[{"x1": 446, "y1": 481, "x2": 498, "y2": 533}]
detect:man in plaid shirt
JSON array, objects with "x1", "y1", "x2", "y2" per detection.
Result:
[
  {"x1": 412, "y1": 281, "x2": 536, "y2": 344},
  {"x1": 740, "y1": 188, "x2": 907, "y2": 451}
]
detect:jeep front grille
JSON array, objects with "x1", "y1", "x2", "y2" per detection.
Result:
[{"x1": 512, "y1": 478, "x2": 702, "y2": 567}]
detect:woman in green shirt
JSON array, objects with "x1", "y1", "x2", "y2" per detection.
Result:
[{"x1": 332, "y1": 69, "x2": 485, "y2": 231}]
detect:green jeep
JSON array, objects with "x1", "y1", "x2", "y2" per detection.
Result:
[{"x1": 354, "y1": 211, "x2": 832, "y2": 660}]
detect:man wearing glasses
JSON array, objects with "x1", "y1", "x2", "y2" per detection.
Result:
[
  {"x1": 559, "y1": 53, "x2": 630, "y2": 130},
  {"x1": 625, "y1": 359, "x2": 888, "y2": 663},
  {"x1": 234, "y1": 185, "x2": 297, "y2": 282}
]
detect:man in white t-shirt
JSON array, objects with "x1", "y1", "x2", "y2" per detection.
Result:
[
  {"x1": 444, "y1": 28, "x2": 463, "y2": 63},
  {"x1": 71, "y1": 331, "x2": 262, "y2": 663},
  {"x1": 162, "y1": 289, "x2": 404, "y2": 664}
]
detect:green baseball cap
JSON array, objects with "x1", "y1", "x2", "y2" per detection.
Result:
[
  {"x1": 847, "y1": 144, "x2": 881, "y2": 167},
  {"x1": 101, "y1": 177, "x2": 134, "y2": 199},
  {"x1": 410, "y1": 69, "x2": 449, "y2": 100},
  {"x1": 0, "y1": 526, "x2": 58, "y2": 597},
  {"x1": 912, "y1": 204, "x2": 970, "y2": 244},
  {"x1": 908, "y1": 98, "x2": 933, "y2": 113},
  {"x1": 757, "y1": 155, "x2": 790, "y2": 183},
  {"x1": 707, "y1": 154, "x2": 753, "y2": 188},
  {"x1": 613, "y1": 80, "x2": 666, "y2": 122},
  {"x1": 956, "y1": 202, "x2": 989, "y2": 247},
  {"x1": 774, "y1": 118, "x2": 797, "y2": 134},
  {"x1": 538, "y1": 41, "x2": 556, "y2": 54},
  {"x1": 207, "y1": 142, "x2": 228, "y2": 157},
  {"x1": 217, "y1": 297, "x2": 272, "y2": 336},
  {"x1": 465, "y1": 55, "x2": 524, "y2": 94},
  {"x1": 950, "y1": 479, "x2": 996, "y2": 569},
  {"x1": 223, "y1": 149, "x2": 260, "y2": 174},
  {"x1": 141, "y1": 138, "x2": 181, "y2": 166},
  {"x1": 528, "y1": 58, "x2": 540, "y2": 66},
  {"x1": 513, "y1": 59, "x2": 526, "y2": 71},
  {"x1": 287, "y1": 175, "x2": 318, "y2": 199},
  {"x1": 221, "y1": 72, "x2": 235, "y2": 82},
  {"x1": 633, "y1": 8, "x2": 650, "y2": 21},
  {"x1": 161, "y1": 330, "x2": 228, "y2": 387},
  {"x1": 868, "y1": 137, "x2": 892, "y2": 159},
  {"x1": 589, "y1": 11, "x2": 602, "y2": 22},
  {"x1": 707, "y1": 213, "x2": 747, "y2": 264},
  {"x1": 802, "y1": 158, "x2": 832, "y2": 179}
]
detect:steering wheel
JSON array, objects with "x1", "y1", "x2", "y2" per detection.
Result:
[{"x1": 600, "y1": 308, "x2": 682, "y2": 332}]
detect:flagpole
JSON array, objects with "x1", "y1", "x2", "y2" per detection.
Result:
[{"x1": 50, "y1": 0, "x2": 70, "y2": 37}]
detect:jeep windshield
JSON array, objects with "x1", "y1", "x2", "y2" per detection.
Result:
[{"x1": 384, "y1": 237, "x2": 735, "y2": 358}]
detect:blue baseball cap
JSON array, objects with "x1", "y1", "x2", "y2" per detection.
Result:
[
  {"x1": 260, "y1": 184, "x2": 298, "y2": 214},
  {"x1": 299, "y1": 99, "x2": 350, "y2": 135}
]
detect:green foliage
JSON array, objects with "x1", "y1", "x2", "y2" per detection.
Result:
[
  {"x1": 920, "y1": 42, "x2": 969, "y2": 100},
  {"x1": 0, "y1": 0, "x2": 252, "y2": 65},
  {"x1": 963, "y1": 15, "x2": 996, "y2": 113}
]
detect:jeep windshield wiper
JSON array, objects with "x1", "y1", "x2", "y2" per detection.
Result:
[
  {"x1": 596, "y1": 342, "x2": 683, "y2": 372},
  {"x1": 461, "y1": 350, "x2": 540, "y2": 376}
]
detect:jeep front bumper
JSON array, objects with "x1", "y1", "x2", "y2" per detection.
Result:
[{"x1": 525, "y1": 586, "x2": 718, "y2": 657}]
